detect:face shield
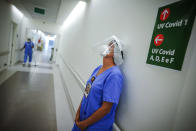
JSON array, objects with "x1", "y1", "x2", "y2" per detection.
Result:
[{"x1": 93, "y1": 36, "x2": 124, "y2": 65}]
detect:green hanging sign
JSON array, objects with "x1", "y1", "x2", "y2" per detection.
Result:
[{"x1": 146, "y1": 0, "x2": 196, "y2": 70}]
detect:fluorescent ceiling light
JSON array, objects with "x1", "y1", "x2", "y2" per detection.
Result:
[
  {"x1": 62, "y1": 1, "x2": 86, "y2": 29},
  {"x1": 11, "y1": 5, "x2": 24, "y2": 18}
]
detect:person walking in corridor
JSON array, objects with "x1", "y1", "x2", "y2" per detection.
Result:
[
  {"x1": 72, "y1": 36, "x2": 124, "y2": 131},
  {"x1": 22, "y1": 38, "x2": 34, "y2": 66}
]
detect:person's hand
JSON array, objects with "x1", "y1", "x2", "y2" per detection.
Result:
[
  {"x1": 75, "y1": 113, "x2": 80, "y2": 123},
  {"x1": 76, "y1": 121, "x2": 88, "y2": 131}
]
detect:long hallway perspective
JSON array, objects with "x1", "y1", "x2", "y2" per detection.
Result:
[{"x1": 0, "y1": 0, "x2": 196, "y2": 131}]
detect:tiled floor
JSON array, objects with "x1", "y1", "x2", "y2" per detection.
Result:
[
  {"x1": 0, "y1": 71, "x2": 56, "y2": 131},
  {"x1": 0, "y1": 63, "x2": 74, "y2": 131}
]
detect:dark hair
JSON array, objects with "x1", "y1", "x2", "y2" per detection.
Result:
[
  {"x1": 27, "y1": 38, "x2": 31, "y2": 41},
  {"x1": 121, "y1": 51, "x2": 124, "y2": 59},
  {"x1": 113, "y1": 40, "x2": 124, "y2": 59}
]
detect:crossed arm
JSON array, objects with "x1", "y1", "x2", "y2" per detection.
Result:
[{"x1": 75, "y1": 101, "x2": 113, "y2": 130}]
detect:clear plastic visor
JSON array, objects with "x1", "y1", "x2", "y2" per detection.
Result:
[{"x1": 93, "y1": 40, "x2": 121, "y2": 56}]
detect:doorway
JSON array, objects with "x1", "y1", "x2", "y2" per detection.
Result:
[{"x1": 8, "y1": 22, "x2": 17, "y2": 66}]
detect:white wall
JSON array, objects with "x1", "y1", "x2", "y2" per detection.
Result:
[
  {"x1": 0, "y1": 0, "x2": 32, "y2": 67},
  {"x1": 0, "y1": 0, "x2": 13, "y2": 68},
  {"x1": 172, "y1": 17, "x2": 196, "y2": 131},
  {"x1": 57, "y1": 0, "x2": 196, "y2": 130}
]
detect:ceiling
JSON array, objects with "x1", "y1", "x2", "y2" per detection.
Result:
[
  {"x1": 20, "y1": 0, "x2": 61, "y2": 23},
  {"x1": 8, "y1": 0, "x2": 82, "y2": 24}
]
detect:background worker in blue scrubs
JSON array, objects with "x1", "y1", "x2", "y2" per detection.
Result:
[
  {"x1": 22, "y1": 38, "x2": 34, "y2": 66},
  {"x1": 72, "y1": 36, "x2": 124, "y2": 131}
]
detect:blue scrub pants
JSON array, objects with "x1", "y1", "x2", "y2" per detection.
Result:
[{"x1": 24, "y1": 52, "x2": 32, "y2": 63}]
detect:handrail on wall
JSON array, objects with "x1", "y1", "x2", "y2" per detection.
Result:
[
  {"x1": 59, "y1": 54, "x2": 121, "y2": 131},
  {"x1": 0, "y1": 47, "x2": 23, "y2": 57},
  {"x1": 0, "y1": 51, "x2": 9, "y2": 57},
  {"x1": 15, "y1": 48, "x2": 23, "y2": 52}
]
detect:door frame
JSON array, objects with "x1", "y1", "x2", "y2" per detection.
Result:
[
  {"x1": 53, "y1": 34, "x2": 60, "y2": 63},
  {"x1": 8, "y1": 22, "x2": 17, "y2": 66}
]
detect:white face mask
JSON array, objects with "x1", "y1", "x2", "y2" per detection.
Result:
[
  {"x1": 93, "y1": 35, "x2": 124, "y2": 65},
  {"x1": 100, "y1": 43, "x2": 115, "y2": 57},
  {"x1": 100, "y1": 47, "x2": 109, "y2": 56}
]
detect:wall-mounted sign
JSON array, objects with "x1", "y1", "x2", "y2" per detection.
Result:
[{"x1": 146, "y1": 0, "x2": 196, "y2": 70}]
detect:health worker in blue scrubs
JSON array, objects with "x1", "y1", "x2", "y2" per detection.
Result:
[
  {"x1": 22, "y1": 38, "x2": 34, "y2": 66},
  {"x1": 72, "y1": 36, "x2": 124, "y2": 131}
]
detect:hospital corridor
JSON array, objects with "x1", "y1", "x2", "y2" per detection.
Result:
[{"x1": 0, "y1": 0, "x2": 196, "y2": 131}]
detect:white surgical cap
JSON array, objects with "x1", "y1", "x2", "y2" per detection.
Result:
[{"x1": 94, "y1": 35, "x2": 124, "y2": 65}]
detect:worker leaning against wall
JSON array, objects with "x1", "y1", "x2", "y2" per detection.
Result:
[{"x1": 72, "y1": 36, "x2": 124, "y2": 131}]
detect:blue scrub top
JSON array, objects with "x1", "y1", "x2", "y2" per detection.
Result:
[
  {"x1": 24, "y1": 42, "x2": 34, "y2": 54},
  {"x1": 79, "y1": 65, "x2": 123, "y2": 131}
]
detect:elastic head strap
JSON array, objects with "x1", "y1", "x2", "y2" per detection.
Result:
[{"x1": 112, "y1": 40, "x2": 124, "y2": 59}]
